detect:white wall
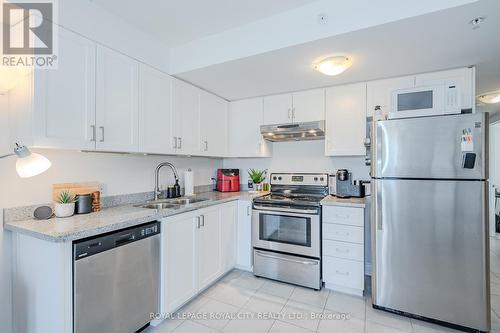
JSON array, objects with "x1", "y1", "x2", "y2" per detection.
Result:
[
  {"x1": 493, "y1": 123, "x2": 500, "y2": 187},
  {"x1": 57, "y1": 1, "x2": 170, "y2": 73},
  {"x1": 0, "y1": 94, "x2": 12, "y2": 333},
  {"x1": 223, "y1": 140, "x2": 369, "y2": 184},
  {"x1": 0, "y1": 149, "x2": 222, "y2": 209}
]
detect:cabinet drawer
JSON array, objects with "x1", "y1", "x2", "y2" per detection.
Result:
[
  {"x1": 323, "y1": 240, "x2": 364, "y2": 262},
  {"x1": 323, "y1": 224, "x2": 364, "y2": 244},
  {"x1": 322, "y1": 206, "x2": 364, "y2": 226},
  {"x1": 323, "y1": 256, "x2": 364, "y2": 290}
]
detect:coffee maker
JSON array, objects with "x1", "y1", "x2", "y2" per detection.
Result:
[{"x1": 334, "y1": 169, "x2": 365, "y2": 198}]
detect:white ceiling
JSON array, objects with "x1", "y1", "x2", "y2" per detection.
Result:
[
  {"x1": 90, "y1": 0, "x2": 316, "y2": 47},
  {"x1": 176, "y1": 0, "x2": 500, "y2": 102}
]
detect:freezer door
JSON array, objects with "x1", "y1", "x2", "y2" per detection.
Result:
[
  {"x1": 373, "y1": 113, "x2": 486, "y2": 179},
  {"x1": 371, "y1": 179, "x2": 489, "y2": 332}
]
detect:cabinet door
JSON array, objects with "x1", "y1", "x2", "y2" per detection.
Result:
[
  {"x1": 236, "y1": 200, "x2": 253, "y2": 270},
  {"x1": 415, "y1": 67, "x2": 474, "y2": 112},
  {"x1": 138, "y1": 65, "x2": 174, "y2": 154},
  {"x1": 220, "y1": 202, "x2": 237, "y2": 273},
  {"x1": 33, "y1": 28, "x2": 96, "y2": 150},
  {"x1": 366, "y1": 76, "x2": 414, "y2": 119},
  {"x1": 198, "y1": 207, "x2": 222, "y2": 290},
  {"x1": 325, "y1": 83, "x2": 367, "y2": 156},
  {"x1": 172, "y1": 78, "x2": 200, "y2": 155},
  {"x1": 199, "y1": 91, "x2": 228, "y2": 157},
  {"x1": 162, "y1": 213, "x2": 198, "y2": 313},
  {"x1": 96, "y1": 46, "x2": 139, "y2": 152},
  {"x1": 228, "y1": 98, "x2": 272, "y2": 157},
  {"x1": 263, "y1": 93, "x2": 293, "y2": 125},
  {"x1": 292, "y1": 89, "x2": 325, "y2": 122}
]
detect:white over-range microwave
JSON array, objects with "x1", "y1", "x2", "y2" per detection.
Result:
[{"x1": 389, "y1": 83, "x2": 462, "y2": 119}]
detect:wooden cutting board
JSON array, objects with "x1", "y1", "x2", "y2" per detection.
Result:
[{"x1": 52, "y1": 182, "x2": 101, "y2": 202}]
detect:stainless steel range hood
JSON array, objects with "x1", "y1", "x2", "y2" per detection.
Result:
[{"x1": 260, "y1": 120, "x2": 325, "y2": 142}]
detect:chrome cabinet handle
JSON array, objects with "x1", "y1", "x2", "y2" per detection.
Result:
[
  {"x1": 196, "y1": 216, "x2": 201, "y2": 228},
  {"x1": 204, "y1": 140, "x2": 208, "y2": 151},
  {"x1": 99, "y1": 126, "x2": 104, "y2": 142},
  {"x1": 90, "y1": 125, "x2": 96, "y2": 142},
  {"x1": 178, "y1": 137, "x2": 182, "y2": 149},
  {"x1": 288, "y1": 108, "x2": 292, "y2": 119},
  {"x1": 246, "y1": 206, "x2": 250, "y2": 216},
  {"x1": 335, "y1": 248, "x2": 350, "y2": 253},
  {"x1": 292, "y1": 107, "x2": 296, "y2": 119},
  {"x1": 335, "y1": 270, "x2": 350, "y2": 276},
  {"x1": 200, "y1": 214, "x2": 205, "y2": 227},
  {"x1": 173, "y1": 137, "x2": 178, "y2": 149},
  {"x1": 255, "y1": 250, "x2": 318, "y2": 265}
]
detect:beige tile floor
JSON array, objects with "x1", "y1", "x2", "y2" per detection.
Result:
[{"x1": 147, "y1": 235, "x2": 500, "y2": 333}]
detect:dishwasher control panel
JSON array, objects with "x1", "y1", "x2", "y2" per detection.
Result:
[{"x1": 73, "y1": 221, "x2": 161, "y2": 260}]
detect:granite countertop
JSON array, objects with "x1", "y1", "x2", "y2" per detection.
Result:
[
  {"x1": 4, "y1": 191, "x2": 268, "y2": 243},
  {"x1": 320, "y1": 195, "x2": 366, "y2": 208}
]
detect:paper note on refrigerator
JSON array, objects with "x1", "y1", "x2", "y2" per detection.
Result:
[{"x1": 461, "y1": 128, "x2": 473, "y2": 152}]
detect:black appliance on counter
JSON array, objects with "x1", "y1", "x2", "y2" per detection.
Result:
[{"x1": 335, "y1": 169, "x2": 366, "y2": 198}]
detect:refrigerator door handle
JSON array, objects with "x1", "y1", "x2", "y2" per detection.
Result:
[{"x1": 374, "y1": 179, "x2": 383, "y2": 231}]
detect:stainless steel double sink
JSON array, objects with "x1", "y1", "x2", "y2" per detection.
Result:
[{"x1": 136, "y1": 197, "x2": 209, "y2": 210}]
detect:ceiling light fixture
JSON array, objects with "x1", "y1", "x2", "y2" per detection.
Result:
[
  {"x1": 314, "y1": 56, "x2": 352, "y2": 76},
  {"x1": 477, "y1": 91, "x2": 500, "y2": 104}
]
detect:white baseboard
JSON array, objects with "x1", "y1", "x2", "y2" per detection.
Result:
[{"x1": 324, "y1": 283, "x2": 364, "y2": 297}]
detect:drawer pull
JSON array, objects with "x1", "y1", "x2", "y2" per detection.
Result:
[
  {"x1": 336, "y1": 270, "x2": 350, "y2": 276},
  {"x1": 336, "y1": 231, "x2": 350, "y2": 236},
  {"x1": 335, "y1": 248, "x2": 350, "y2": 253},
  {"x1": 334, "y1": 213, "x2": 349, "y2": 219}
]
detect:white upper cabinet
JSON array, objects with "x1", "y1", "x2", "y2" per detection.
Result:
[
  {"x1": 366, "y1": 76, "x2": 415, "y2": 119},
  {"x1": 96, "y1": 46, "x2": 139, "y2": 152},
  {"x1": 263, "y1": 89, "x2": 325, "y2": 125},
  {"x1": 138, "y1": 65, "x2": 174, "y2": 154},
  {"x1": 263, "y1": 93, "x2": 293, "y2": 125},
  {"x1": 199, "y1": 91, "x2": 228, "y2": 157},
  {"x1": 325, "y1": 83, "x2": 366, "y2": 156},
  {"x1": 8, "y1": 27, "x2": 97, "y2": 150},
  {"x1": 228, "y1": 98, "x2": 272, "y2": 158},
  {"x1": 415, "y1": 67, "x2": 475, "y2": 112},
  {"x1": 172, "y1": 78, "x2": 200, "y2": 155},
  {"x1": 291, "y1": 88, "x2": 325, "y2": 122},
  {"x1": 33, "y1": 28, "x2": 96, "y2": 150}
]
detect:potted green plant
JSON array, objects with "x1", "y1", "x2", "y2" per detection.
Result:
[
  {"x1": 248, "y1": 168, "x2": 267, "y2": 191},
  {"x1": 54, "y1": 190, "x2": 76, "y2": 218}
]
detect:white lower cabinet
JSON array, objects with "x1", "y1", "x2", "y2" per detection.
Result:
[
  {"x1": 161, "y1": 211, "x2": 198, "y2": 313},
  {"x1": 236, "y1": 200, "x2": 253, "y2": 271},
  {"x1": 198, "y1": 206, "x2": 222, "y2": 290},
  {"x1": 161, "y1": 202, "x2": 237, "y2": 313},
  {"x1": 322, "y1": 205, "x2": 365, "y2": 296},
  {"x1": 221, "y1": 202, "x2": 237, "y2": 272}
]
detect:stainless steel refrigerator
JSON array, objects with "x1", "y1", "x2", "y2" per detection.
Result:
[{"x1": 371, "y1": 113, "x2": 490, "y2": 332}]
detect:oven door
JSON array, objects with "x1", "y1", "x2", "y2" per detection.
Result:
[{"x1": 252, "y1": 205, "x2": 320, "y2": 258}]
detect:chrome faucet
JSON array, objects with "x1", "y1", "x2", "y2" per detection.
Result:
[{"x1": 154, "y1": 162, "x2": 180, "y2": 200}]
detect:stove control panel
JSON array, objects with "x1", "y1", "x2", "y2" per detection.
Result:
[{"x1": 270, "y1": 173, "x2": 328, "y2": 186}]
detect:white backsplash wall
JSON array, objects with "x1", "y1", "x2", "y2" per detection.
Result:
[
  {"x1": 223, "y1": 140, "x2": 370, "y2": 184},
  {"x1": 0, "y1": 149, "x2": 222, "y2": 209}
]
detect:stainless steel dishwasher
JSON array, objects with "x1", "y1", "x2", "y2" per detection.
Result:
[{"x1": 73, "y1": 221, "x2": 160, "y2": 333}]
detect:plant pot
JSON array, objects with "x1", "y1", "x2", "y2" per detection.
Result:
[
  {"x1": 255, "y1": 182, "x2": 264, "y2": 191},
  {"x1": 54, "y1": 203, "x2": 75, "y2": 218}
]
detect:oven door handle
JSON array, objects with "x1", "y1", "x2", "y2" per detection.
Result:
[
  {"x1": 254, "y1": 250, "x2": 319, "y2": 265},
  {"x1": 252, "y1": 204, "x2": 318, "y2": 215}
]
